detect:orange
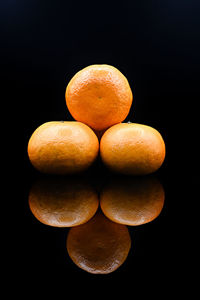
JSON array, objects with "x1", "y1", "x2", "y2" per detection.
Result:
[
  {"x1": 100, "y1": 123, "x2": 166, "y2": 175},
  {"x1": 27, "y1": 121, "x2": 99, "y2": 174},
  {"x1": 65, "y1": 64, "x2": 133, "y2": 131},
  {"x1": 66, "y1": 212, "x2": 131, "y2": 274},
  {"x1": 28, "y1": 176, "x2": 99, "y2": 227},
  {"x1": 100, "y1": 176, "x2": 165, "y2": 226}
]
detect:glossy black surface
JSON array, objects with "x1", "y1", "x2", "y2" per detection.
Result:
[{"x1": 2, "y1": 0, "x2": 199, "y2": 293}]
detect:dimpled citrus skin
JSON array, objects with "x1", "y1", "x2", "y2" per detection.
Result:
[
  {"x1": 28, "y1": 177, "x2": 99, "y2": 227},
  {"x1": 100, "y1": 176, "x2": 165, "y2": 226},
  {"x1": 100, "y1": 123, "x2": 166, "y2": 175},
  {"x1": 66, "y1": 212, "x2": 131, "y2": 274},
  {"x1": 65, "y1": 65, "x2": 133, "y2": 131},
  {"x1": 27, "y1": 121, "x2": 99, "y2": 174}
]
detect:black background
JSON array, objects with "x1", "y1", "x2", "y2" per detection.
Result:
[{"x1": 1, "y1": 0, "x2": 199, "y2": 293}]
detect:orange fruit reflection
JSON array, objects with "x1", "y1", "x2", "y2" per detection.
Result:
[
  {"x1": 28, "y1": 176, "x2": 99, "y2": 227},
  {"x1": 66, "y1": 212, "x2": 131, "y2": 274},
  {"x1": 100, "y1": 176, "x2": 165, "y2": 225}
]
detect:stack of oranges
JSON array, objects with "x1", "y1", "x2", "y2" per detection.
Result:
[{"x1": 28, "y1": 64, "x2": 165, "y2": 175}]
